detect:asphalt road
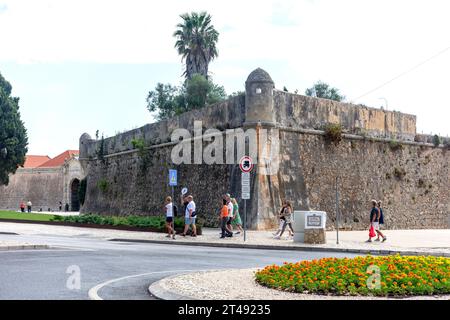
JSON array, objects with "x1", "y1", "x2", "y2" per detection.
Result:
[{"x1": 0, "y1": 233, "x2": 357, "y2": 300}]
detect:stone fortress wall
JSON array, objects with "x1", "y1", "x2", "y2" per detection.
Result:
[
  {"x1": 0, "y1": 158, "x2": 84, "y2": 212},
  {"x1": 79, "y1": 68, "x2": 449, "y2": 230}
]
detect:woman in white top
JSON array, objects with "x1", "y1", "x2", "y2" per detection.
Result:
[{"x1": 164, "y1": 196, "x2": 175, "y2": 239}]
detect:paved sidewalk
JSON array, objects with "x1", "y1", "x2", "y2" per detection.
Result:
[{"x1": 0, "y1": 221, "x2": 449, "y2": 256}]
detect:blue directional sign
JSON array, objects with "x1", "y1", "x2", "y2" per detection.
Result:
[{"x1": 169, "y1": 169, "x2": 177, "y2": 186}]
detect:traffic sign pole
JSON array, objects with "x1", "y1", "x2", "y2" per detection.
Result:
[{"x1": 239, "y1": 156, "x2": 253, "y2": 242}]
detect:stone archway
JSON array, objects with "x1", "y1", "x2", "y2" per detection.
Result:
[{"x1": 70, "y1": 179, "x2": 80, "y2": 211}]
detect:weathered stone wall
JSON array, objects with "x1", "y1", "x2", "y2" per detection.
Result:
[
  {"x1": 274, "y1": 91, "x2": 417, "y2": 141},
  {"x1": 78, "y1": 69, "x2": 448, "y2": 230},
  {"x1": 278, "y1": 132, "x2": 450, "y2": 230},
  {"x1": 81, "y1": 142, "x2": 257, "y2": 227},
  {"x1": 0, "y1": 159, "x2": 84, "y2": 212},
  {"x1": 0, "y1": 167, "x2": 64, "y2": 211},
  {"x1": 81, "y1": 95, "x2": 246, "y2": 160}
]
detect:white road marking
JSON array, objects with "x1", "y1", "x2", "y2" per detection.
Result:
[{"x1": 88, "y1": 269, "x2": 218, "y2": 300}]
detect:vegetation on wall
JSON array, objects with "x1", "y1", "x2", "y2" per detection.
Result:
[
  {"x1": 323, "y1": 123, "x2": 343, "y2": 144},
  {"x1": 389, "y1": 140, "x2": 404, "y2": 152},
  {"x1": 432, "y1": 135, "x2": 441, "y2": 147},
  {"x1": 97, "y1": 178, "x2": 109, "y2": 193}
]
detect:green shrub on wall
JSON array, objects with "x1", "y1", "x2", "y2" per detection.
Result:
[
  {"x1": 432, "y1": 135, "x2": 441, "y2": 147},
  {"x1": 97, "y1": 178, "x2": 109, "y2": 193},
  {"x1": 323, "y1": 123, "x2": 343, "y2": 144},
  {"x1": 389, "y1": 140, "x2": 403, "y2": 151}
]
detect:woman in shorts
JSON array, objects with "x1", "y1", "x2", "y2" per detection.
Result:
[{"x1": 164, "y1": 196, "x2": 175, "y2": 239}]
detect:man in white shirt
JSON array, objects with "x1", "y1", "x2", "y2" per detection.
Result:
[
  {"x1": 225, "y1": 193, "x2": 234, "y2": 235},
  {"x1": 182, "y1": 195, "x2": 197, "y2": 237}
]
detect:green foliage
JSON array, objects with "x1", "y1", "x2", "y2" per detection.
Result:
[
  {"x1": 78, "y1": 178, "x2": 87, "y2": 206},
  {"x1": 0, "y1": 72, "x2": 28, "y2": 185},
  {"x1": 323, "y1": 123, "x2": 343, "y2": 144},
  {"x1": 51, "y1": 214, "x2": 200, "y2": 230},
  {"x1": 389, "y1": 140, "x2": 404, "y2": 151},
  {"x1": 174, "y1": 11, "x2": 219, "y2": 80},
  {"x1": 146, "y1": 75, "x2": 227, "y2": 120},
  {"x1": 255, "y1": 255, "x2": 450, "y2": 296},
  {"x1": 97, "y1": 178, "x2": 109, "y2": 193},
  {"x1": 131, "y1": 138, "x2": 146, "y2": 156},
  {"x1": 305, "y1": 81, "x2": 345, "y2": 102},
  {"x1": 0, "y1": 211, "x2": 56, "y2": 222},
  {"x1": 432, "y1": 135, "x2": 441, "y2": 147}
]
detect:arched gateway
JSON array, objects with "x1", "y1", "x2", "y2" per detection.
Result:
[{"x1": 70, "y1": 178, "x2": 80, "y2": 211}]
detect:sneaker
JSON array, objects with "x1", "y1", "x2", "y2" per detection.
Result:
[
  {"x1": 274, "y1": 235, "x2": 281, "y2": 240},
  {"x1": 165, "y1": 235, "x2": 171, "y2": 238},
  {"x1": 220, "y1": 236, "x2": 225, "y2": 239},
  {"x1": 181, "y1": 233, "x2": 186, "y2": 237},
  {"x1": 236, "y1": 231, "x2": 241, "y2": 235},
  {"x1": 375, "y1": 238, "x2": 380, "y2": 242},
  {"x1": 191, "y1": 234, "x2": 197, "y2": 237},
  {"x1": 382, "y1": 237, "x2": 387, "y2": 242},
  {"x1": 172, "y1": 235, "x2": 176, "y2": 240},
  {"x1": 365, "y1": 239, "x2": 372, "y2": 243}
]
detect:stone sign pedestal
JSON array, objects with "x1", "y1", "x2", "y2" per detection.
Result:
[
  {"x1": 292, "y1": 211, "x2": 327, "y2": 244},
  {"x1": 304, "y1": 228, "x2": 326, "y2": 244}
]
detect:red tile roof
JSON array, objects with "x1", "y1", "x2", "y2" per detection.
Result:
[
  {"x1": 38, "y1": 150, "x2": 79, "y2": 168},
  {"x1": 23, "y1": 155, "x2": 51, "y2": 168}
]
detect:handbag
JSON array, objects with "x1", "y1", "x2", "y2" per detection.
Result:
[{"x1": 369, "y1": 224, "x2": 376, "y2": 238}]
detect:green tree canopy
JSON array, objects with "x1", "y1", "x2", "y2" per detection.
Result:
[
  {"x1": 0, "y1": 72, "x2": 28, "y2": 185},
  {"x1": 305, "y1": 81, "x2": 345, "y2": 102},
  {"x1": 147, "y1": 74, "x2": 227, "y2": 121},
  {"x1": 174, "y1": 11, "x2": 219, "y2": 80}
]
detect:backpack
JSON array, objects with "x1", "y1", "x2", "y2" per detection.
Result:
[{"x1": 173, "y1": 204, "x2": 178, "y2": 217}]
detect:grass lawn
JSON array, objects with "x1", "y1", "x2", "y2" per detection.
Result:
[{"x1": 0, "y1": 210, "x2": 57, "y2": 222}]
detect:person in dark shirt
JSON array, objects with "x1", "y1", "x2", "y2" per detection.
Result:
[
  {"x1": 367, "y1": 200, "x2": 386, "y2": 242},
  {"x1": 375, "y1": 201, "x2": 387, "y2": 242}
]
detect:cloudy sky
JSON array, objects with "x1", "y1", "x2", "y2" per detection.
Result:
[{"x1": 0, "y1": 0, "x2": 449, "y2": 157}]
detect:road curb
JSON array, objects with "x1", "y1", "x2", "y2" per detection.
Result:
[
  {"x1": 149, "y1": 274, "x2": 195, "y2": 300},
  {"x1": 109, "y1": 238, "x2": 450, "y2": 257},
  {"x1": 0, "y1": 244, "x2": 49, "y2": 251}
]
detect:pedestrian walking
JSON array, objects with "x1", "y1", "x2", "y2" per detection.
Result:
[
  {"x1": 220, "y1": 199, "x2": 233, "y2": 238},
  {"x1": 59, "y1": 201, "x2": 62, "y2": 212},
  {"x1": 375, "y1": 200, "x2": 387, "y2": 242},
  {"x1": 230, "y1": 198, "x2": 244, "y2": 235},
  {"x1": 275, "y1": 200, "x2": 294, "y2": 239},
  {"x1": 366, "y1": 199, "x2": 386, "y2": 242},
  {"x1": 273, "y1": 202, "x2": 287, "y2": 237},
  {"x1": 164, "y1": 196, "x2": 175, "y2": 239},
  {"x1": 26, "y1": 200, "x2": 32, "y2": 213},
  {"x1": 181, "y1": 195, "x2": 197, "y2": 237},
  {"x1": 224, "y1": 194, "x2": 234, "y2": 235},
  {"x1": 19, "y1": 201, "x2": 25, "y2": 213}
]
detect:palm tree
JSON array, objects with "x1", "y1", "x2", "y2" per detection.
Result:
[{"x1": 173, "y1": 11, "x2": 219, "y2": 80}]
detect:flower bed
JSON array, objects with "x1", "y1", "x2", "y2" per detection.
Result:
[{"x1": 255, "y1": 255, "x2": 450, "y2": 297}]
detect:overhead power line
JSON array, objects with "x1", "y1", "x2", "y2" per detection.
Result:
[{"x1": 353, "y1": 45, "x2": 450, "y2": 101}]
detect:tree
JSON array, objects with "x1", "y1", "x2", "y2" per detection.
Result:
[
  {"x1": 0, "y1": 72, "x2": 28, "y2": 185},
  {"x1": 146, "y1": 75, "x2": 227, "y2": 120},
  {"x1": 173, "y1": 11, "x2": 219, "y2": 80},
  {"x1": 305, "y1": 81, "x2": 345, "y2": 102}
]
